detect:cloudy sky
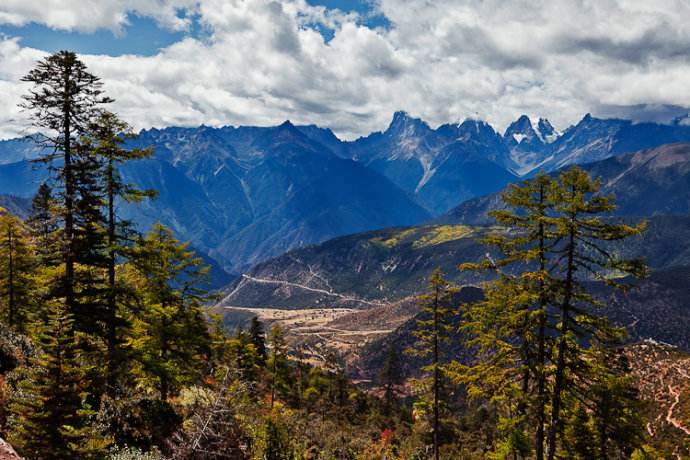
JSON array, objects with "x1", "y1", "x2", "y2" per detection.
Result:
[{"x1": 1, "y1": 0, "x2": 690, "y2": 140}]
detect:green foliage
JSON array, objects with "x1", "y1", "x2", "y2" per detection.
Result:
[
  {"x1": 408, "y1": 268, "x2": 459, "y2": 459},
  {"x1": 249, "y1": 316, "x2": 267, "y2": 364},
  {"x1": 458, "y1": 168, "x2": 649, "y2": 460},
  {"x1": 0, "y1": 210, "x2": 36, "y2": 332},
  {"x1": 8, "y1": 302, "x2": 112, "y2": 459},
  {"x1": 630, "y1": 445, "x2": 665, "y2": 460},
  {"x1": 412, "y1": 225, "x2": 473, "y2": 248},
  {"x1": 127, "y1": 224, "x2": 212, "y2": 400},
  {"x1": 255, "y1": 416, "x2": 296, "y2": 460}
]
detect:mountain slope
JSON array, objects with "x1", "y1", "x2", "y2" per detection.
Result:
[
  {"x1": 0, "y1": 122, "x2": 430, "y2": 273},
  {"x1": 445, "y1": 143, "x2": 690, "y2": 224},
  {"x1": 345, "y1": 112, "x2": 519, "y2": 214},
  {"x1": 536, "y1": 114, "x2": 690, "y2": 172},
  {"x1": 219, "y1": 214, "x2": 690, "y2": 310}
]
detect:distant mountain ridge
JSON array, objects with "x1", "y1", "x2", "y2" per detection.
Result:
[
  {"x1": 444, "y1": 142, "x2": 690, "y2": 224},
  {"x1": 0, "y1": 121, "x2": 430, "y2": 273},
  {"x1": 4, "y1": 111, "x2": 690, "y2": 273}
]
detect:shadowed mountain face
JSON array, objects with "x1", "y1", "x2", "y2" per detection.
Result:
[
  {"x1": 0, "y1": 122, "x2": 430, "y2": 274},
  {"x1": 444, "y1": 142, "x2": 690, "y2": 225},
  {"x1": 345, "y1": 112, "x2": 519, "y2": 214}
]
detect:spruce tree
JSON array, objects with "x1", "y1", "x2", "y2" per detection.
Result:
[
  {"x1": 20, "y1": 50, "x2": 112, "y2": 322},
  {"x1": 27, "y1": 183, "x2": 60, "y2": 267},
  {"x1": 0, "y1": 209, "x2": 35, "y2": 331},
  {"x1": 127, "y1": 224, "x2": 211, "y2": 401},
  {"x1": 408, "y1": 268, "x2": 458, "y2": 460}
]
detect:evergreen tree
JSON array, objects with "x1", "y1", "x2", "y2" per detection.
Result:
[
  {"x1": 248, "y1": 316, "x2": 267, "y2": 365},
  {"x1": 268, "y1": 324, "x2": 288, "y2": 410},
  {"x1": 545, "y1": 167, "x2": 647, "y2": 460},
  {"x1": 20, "y1": 50, "x2": 112, "y2": 322},
  {"x1": 27, "y1": 183, "x2": 60, "y2": 267},
  {"x1": 408, "y1": 268, "x2": 458, "y2": 460},
  {"x1": 459, "y1": 173, "x2": 559, "y2": 460},
  {"x1": 8, "y1": 301, "x2": 110, "y2": 459},
  {"x1": 453, "y1": 276, "x2": 535, "y2": 459},
  {"x1": 380, "y1": 344, "x2": 403, "y2": 412},
  {"x1": 259, "y1": 416, "x2": 295, "y2": 460},
  {"x1": 587, "y1": 344, "x2": 645, "y2": 459},
  {"x1": 127, "y1": 224, "x2": 212, "y2": 401},
  {"x1": 231, "y1": 326, "x2": 260, "y2": 384},
  {"x1": 0, "y1": 209, "x2": 35, "y2": 331},
  {"x1": 88, "y1": 110, "x2": 154, "y2": 393}
]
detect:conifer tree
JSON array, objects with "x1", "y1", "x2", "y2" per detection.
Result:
[
  {"x1": 248, "y1": 316, "x2": 267, "y2": 365},
  {"x1": 231, "y1": 326, "x2": 260, "y2": 384},
  {"x1": 8, "y1": 301, "x2": 110, "y2": 459},
  {"x1": 545, "y1": 167, "x2": 647, "y2": 460},
  {"x1": 586, "y1": 343, "x2": 645, "y2": 459},
  {"x1": 20, "y1": 51, "x2": 112, "y2": 321},
  {"x1": 88, "y1": 110, "x2": 154, "y2": 393},
  {"x1": 268, "y1": 324, "x2": 288, "y2": 410},
  {"x1": 453, "y1": 276, "x2": 535, "y2": 459},
  {"x1": 408, "y1": 268, "x2": 458, "y2": 460},
  {"x1": 0, "y1": 209, "x2": 35, "y2": 331},
  {"x1": 457, "y1": 173, "x2": 558, "y2": 459},
  {"x1": 127, "y1": 224, "x2": 211, "y2": 401},
  {"x1": 380, "y1": 344, "x2": 403, "y2": 412},
  {"x1": 27, "y1": 183, "x2": 60, "y2": 267}
]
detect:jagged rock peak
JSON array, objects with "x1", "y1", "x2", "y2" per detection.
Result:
[{"x1": 386, "y1": 111, "x2": 430, "y2": 135}]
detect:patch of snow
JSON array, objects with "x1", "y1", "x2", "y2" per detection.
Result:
[
  {"x1": 513, "y1": 133, "x2": 527, "y2": 144},
  {"x1": 543, "y1": 132, "x2": 560, "y2": 143},
  {"x1": 415, "y1": 154, "x2": 436, "y2": 193}
]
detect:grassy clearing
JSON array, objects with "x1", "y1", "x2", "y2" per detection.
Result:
[{"x1": 413, "y1": 225, "x2": 473, "y2": 248}]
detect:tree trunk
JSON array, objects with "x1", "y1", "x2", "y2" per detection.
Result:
[
  {"x1": 433, "y1": 286, "x2": 440, "y2": 460},
  {"x1": 546, "y1": 219, "x2": 576, "y2": 460},
  {"x1": 62, "y1": 66, "x2": 75, "y2": 319},
  {"x1": 106, "y1": 159, "x2": 117, "y2": 394},
  {"x1": 535, "y1": 184, "x2": 547, "y2": 460}
]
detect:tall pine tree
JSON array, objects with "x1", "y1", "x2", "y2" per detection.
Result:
[
  {"x1": 20, "y1": 50, "x2": 112, "y2": 324},
  {"x1": 8, "y1": 301, "x2": 110, "y2": 459},
  {"x1": 459, "y1": 173, "x2": 559, "y2": 459}
]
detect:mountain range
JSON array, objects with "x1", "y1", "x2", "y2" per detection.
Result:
[
  {"x1": 218, "y1": 143, "x2": 690, "y2": 355},
  {"x1": 4, "y1": 111, "x2": 690, "y2": 274}
]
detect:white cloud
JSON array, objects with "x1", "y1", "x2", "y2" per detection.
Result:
[
  {"x1": 0, "y1": 0, "x2": 198, "y2": 32},
  {"x1": 1, "y1": 0, "x2": 690, "y2": 140}
]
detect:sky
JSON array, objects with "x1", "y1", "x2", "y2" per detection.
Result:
[{"x1": 1, "y1": 0, "x2": 690, "y2": 140}]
